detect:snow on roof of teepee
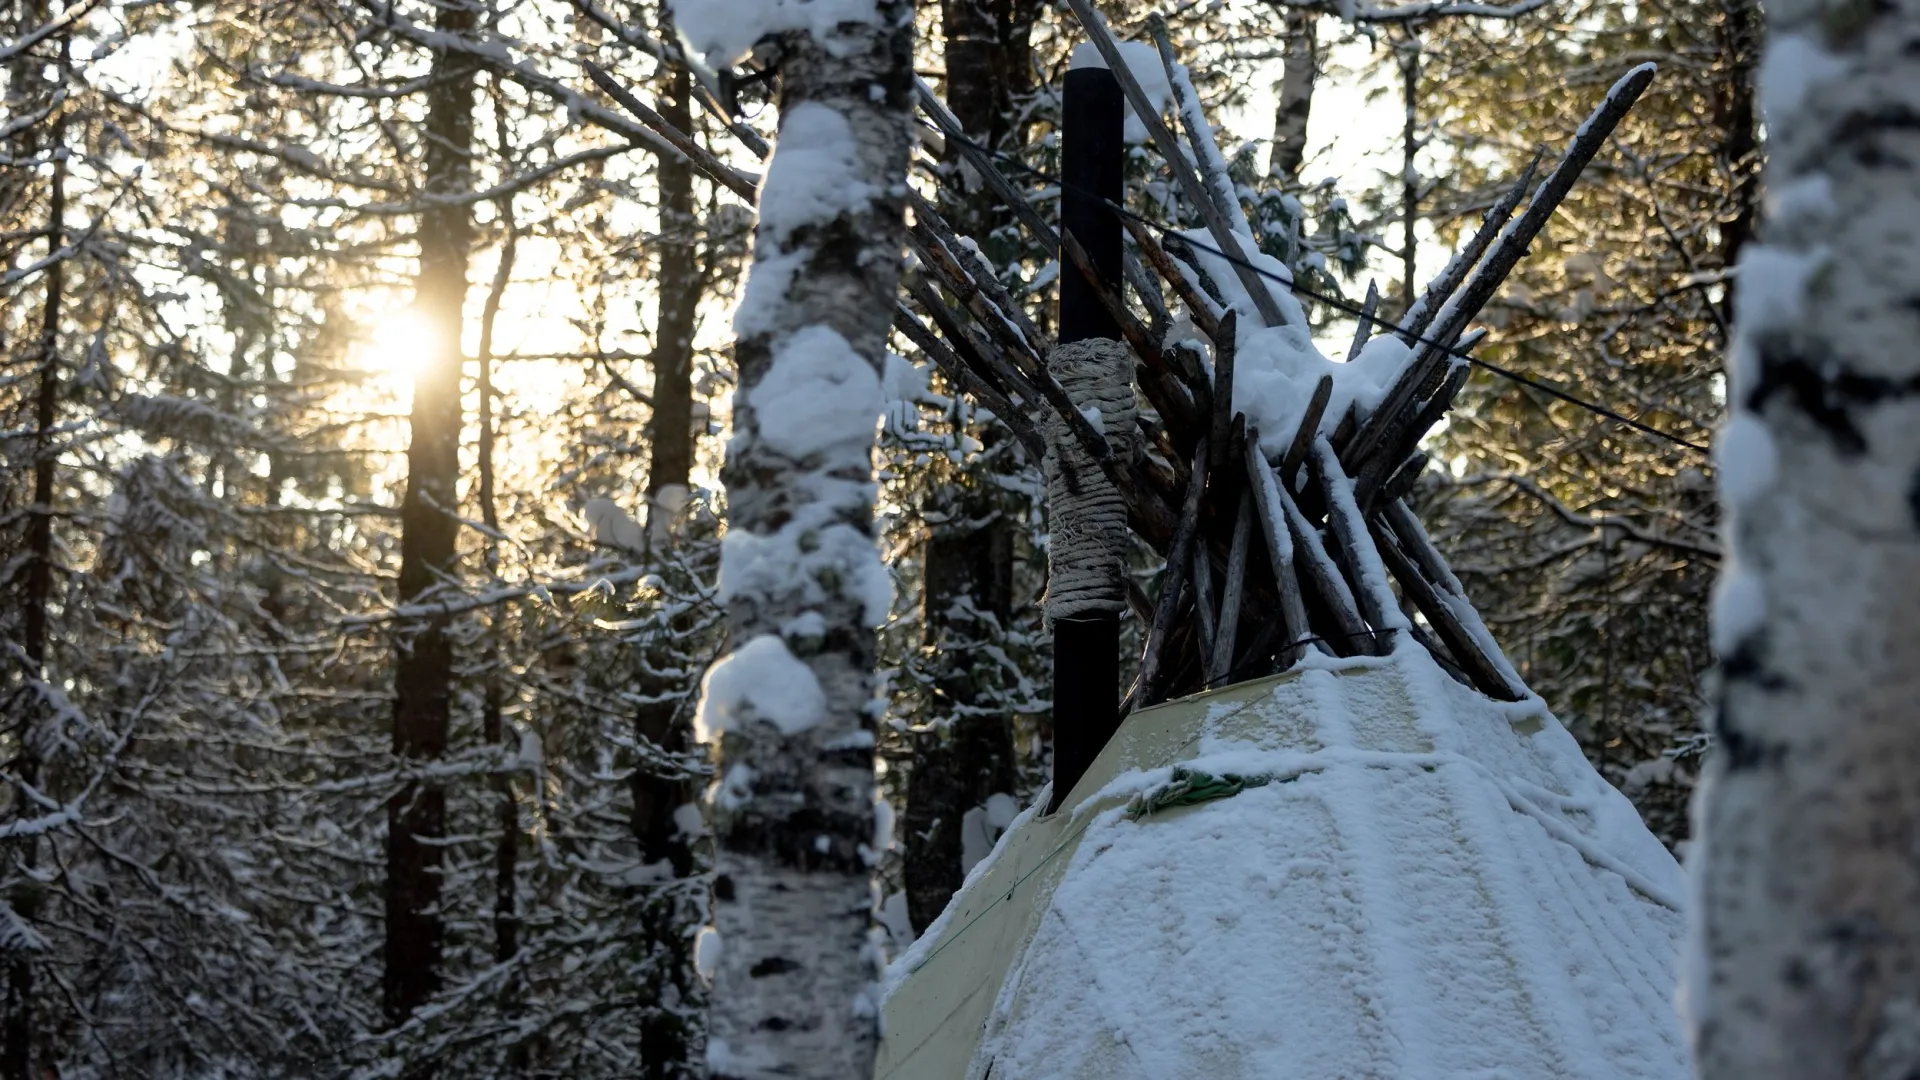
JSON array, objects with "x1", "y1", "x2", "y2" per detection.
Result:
[{"x1": 878, "y1": 643, "x2": 1688, "y2": 1080}]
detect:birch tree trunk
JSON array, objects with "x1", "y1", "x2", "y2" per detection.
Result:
[
  {"x1": 1268, "y1": 7, "x2": 1317, "y2": 184},
  {"x1": 384, "y1": 2, "x2": 478, "y2": 1057},
  {"x1": 1690, "y1": 3, "x2": 1920, "y2": 1076},
  {"x1": 686, "y1": 3, "x2": 915, "y2": 1077}
]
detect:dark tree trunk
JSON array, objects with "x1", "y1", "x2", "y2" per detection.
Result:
[
  {"x1": 645, "y1": 63, "x2": 700, "y2": 517},
  {"x1": 903, "y1": 513, "x2": 1018, "y2": 931},
  {"x1": 898, "y1": 0, "x2": 1038, "y2": 934},
  {"x1": 475, "y1": 87, "x2": 522, "y2": 1071},
  {"x1": 628, "y1": 58, "x2": 704, "y2": 1080},
  {"x1": 3, "y1": 48, "x2": 64, "y2": 1080},
  {"x1": 383, "y1": 2, "x2": 479, "y2": 1059},
  {"x1": 1713, "y1": 0, "x2": 1761, "y2": 329},
  {"x1": 940, "y1": 0, "x2": 1041, "y2": 239}
]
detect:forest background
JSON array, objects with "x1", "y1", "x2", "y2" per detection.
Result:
[{"x1": 0, "y1": 0, "x2": 1747, "y2": 1075}]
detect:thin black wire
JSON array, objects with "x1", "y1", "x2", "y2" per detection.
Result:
[{"x1": 922, "y1": 121, "x2": 1713, "y2": 457}]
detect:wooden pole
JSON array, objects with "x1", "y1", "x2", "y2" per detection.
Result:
[
  {"x1": 1244, "y1": 424, "x2": 1312, "y2": 669},
  {"x1": 1135, "y1": 436, "x2": 1210, "y2": 708},
  {"x1": 1049, "y1": 62, "x2": 1127, "y2": 813}
]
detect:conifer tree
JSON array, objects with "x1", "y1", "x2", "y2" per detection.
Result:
[
  {"x1": 1412, "y1": 1, "x2": 1750, "y2": 844},
  {"x1": 384, "y1": 0, "x2": 482, "y2": 1043},
  {"x1": 0, "y1": 11, "x2": 67, "y2": 1076}
]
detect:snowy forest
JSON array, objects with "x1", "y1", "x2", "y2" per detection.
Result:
[{"x1": 4, "y1": 0, "x2": 1913, "y2": 1076}]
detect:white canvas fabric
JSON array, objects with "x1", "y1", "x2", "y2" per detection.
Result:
[{"x1": 878, "y1": 645, "x2": 1688, "y2": 1080}]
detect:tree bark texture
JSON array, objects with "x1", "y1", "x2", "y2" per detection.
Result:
[
  {"x1": 1690, "y1": 3, "x2": 1920, "y2": 1077},
  {"x1": 902, "y1": 512, "x2": 1017, "y2": 932},
  {"x1": 647, "y1": 63, "x2": 701, "y2": 516},
  {"x1": 899, "y1": 0, "x2": 1032, "y2": 937},
  {"x1": 1712, "y1": 0, "x2": 1762, "y2": 328},
  {"x1": 940, "y1": 0, "x2": 1041, "y2": 239},
  {"x1": 628, "y1": 58, "x2": 706, "y2": 1080},
  {"x1": 703, "y1": 3, "x2": 915, "y2": 1077},
  {"x1": 3, "y1": 41, "x2": 64, "y2": 1079},
  {"x1": 384, "y1": 1, "x2": 478, "y2": 1051},
  {"x1": 1268, "y1": 7, "x2": 1318, "y2": 184}
]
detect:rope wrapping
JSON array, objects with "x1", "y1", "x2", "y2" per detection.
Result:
[{"x1": 1043, "y1": 337, "x2": 1137, "y2": 624}]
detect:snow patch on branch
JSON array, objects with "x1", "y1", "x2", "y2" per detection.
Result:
[
  {"x1": 1168, "y1": 61, "x2": 1254, "y2": 237},
  {"x1": 0, "y1": 901, "x2": 46, "y2": 953},
  {"x1": 582, "y1": 497, "x2": 647, "y2": 551},
  {"x1": 1173, "y1": 226, "x2": 1304, "y2": 326},
  {"x1": 1225, "y1": 320, "x2": 1410, "y2": 462},
  {"x1": 1167, "y1": 215, "x2": 1416, "y2": 461}
]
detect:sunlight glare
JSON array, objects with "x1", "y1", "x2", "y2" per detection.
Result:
[{"x1": 366, "y1": 309, "x2": 442, "y2": 380}]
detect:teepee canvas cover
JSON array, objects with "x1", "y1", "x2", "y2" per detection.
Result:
[{"x1": 878, "y1": 646, "x2": 1689, "y2": 1080}]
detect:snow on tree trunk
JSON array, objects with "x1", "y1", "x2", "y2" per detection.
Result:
[
  {"x1": 675, "y1": 3, "x2": 914, "y2": 1077},
  {"x1": 1689, "y1": 4, "x2": 1920, "y2": 1076}
]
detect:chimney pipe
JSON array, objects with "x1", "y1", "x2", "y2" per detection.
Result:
[{"x1": 1047, "y1": 63, "x2": 1127, "y2": 812}]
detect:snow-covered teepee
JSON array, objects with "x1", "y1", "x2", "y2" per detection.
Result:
[
  {"x1": 878, "y1": 646, "x2": 1687, "y2": 1080},
  {"x1": 875, "y1": 9, "x2": 1688, "y2": 1077}
]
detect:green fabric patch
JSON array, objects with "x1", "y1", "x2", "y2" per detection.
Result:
[{"x1": 1126, "y1": 766, "x2": 1276, "y2": 819}]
